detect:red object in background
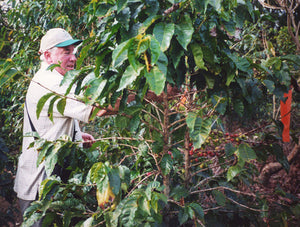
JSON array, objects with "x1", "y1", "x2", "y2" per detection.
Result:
[{"x1": 280, "y1": 88, "x2": 293, "y2": 142}]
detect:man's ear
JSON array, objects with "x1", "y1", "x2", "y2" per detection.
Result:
[{"x1": 44, "y1": 51, "x2": 53, "y2": 64}]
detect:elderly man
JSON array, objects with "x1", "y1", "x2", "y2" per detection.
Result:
[{"x1": 14, "y1": 28, "x2": 106, "y2": 226}]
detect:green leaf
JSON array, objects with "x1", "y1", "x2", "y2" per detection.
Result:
[
  {"x1": 136, "y1": 36, "x2": 150, "y2": 56},
  {"x1": 186, "y1": 112, "x2": 213, "y2": 148},
  {"x1": 84, "y1": 78, "x2": 107, "y2": 104},
  {"x1": 233, "y1": 99, "x2": 244, "y2": 117},
  {"x1": 273, "y1": 143, "x2": 289, "y2": 173},
  {"x1": 108, "y1": 168, "x2": 121, "y2": 195},
  {"x1": 119, "y1": 198, "x2": 138, "y2": 226},
  {"x1": 117, "y1": 0, "x2": 127, "y2": 13},
  {"x1": 212, "y1": 190, "x2": 226, "y2": 206},
  {"x1": 89, "y1": 162, "x2": 109, "y2": 191},
  {"x1": 190, "y1": 44, "x2": 207, "y2": 70},
  {"x1": 112, "y1": 39, "x2": 131, "y2": 67},
  {"x1": 228, "y1": 53, "x2": 251, "y2": 73},
  {"x1": 203, "y1": 73, "x2": 215, "y2": 89},
  {"x1": 264, "y1": 79, "x2": 275, "y2": 93},
  {"x1": 179, "y1": 207, "x2": 189, "y2": 225},
  {"x1": 226, "y1": 72, "x2": 235, "y2": 86},
  {"x1": 0, "y1": 62, "x2": 20, "y2": 86},
  {"x1": 115, "y1": 115, "x2": 130, "y2": 129},
  {"x1": 150, "y1": 35, "x2": 161, "y2": 64},
  {"x1": 57, "y1": 98, "x2": 66, "y2": 116},
  {"x1": 24, "y1": 132, "x2": 40, "y2": 139},
  {"x1": 227, "y1": 165, "x2": 242, "y2": 181},
  {"x1": 44, "y1": 141, "x2": 61, "y2": 176},
  {"x1": 128, "y1": 39, "x2": 140, "y2": 72},
  {"x1": 236, "y1": 143, "x2": 256, "y2": 162},
  {"x1": 281, "y1": 54, "x2": 300, "y2": 66},
  {"x1": 144, "y1": 66, "x2": 166, "y2": 95},
  {"x1": 160, "y1": 154, "x2": 173, "y2": 175},
  {"x1": 175, "y1": 14, "x2": 194, "y2": 50},
  {"x1": 37, "y1": 143, "x2": 53, "y2": 166},
  {"x1": 117, "y1": 64, "x2": 144, "y2": 91},
  {"x1": 138, "y1": 15, "x2": 159, "y2": 35},
  {"x1": 225, "y1": 143, "x2": 236, "y2": 156},
  {"x1": 145, "y1": 181, "x2": 161, "y2": 200},
  {"x1": 139, "y1": 197, "x2": 151, "y2": 215},
  {"x1": 156, "y1": 51, "x2": 168, "y2": 76},
  {"x1": 189, "y1": 203, "x2": 204, "y2": 218},
  {"x1": 36, "y1": 93, "x2": 55, "y2": 119},
  {"x1": 170, "y1": 185, "x2": 189, "y2": 200},
  {"x1": 264, "y1": 57, "x2": 282, "y2": 69},
  {"x1": 209, "y1": 0, "x2": 221, "y2": 12},
  {"x1": 76, "y1": 43, "x2": 93, "y2": 69},
  {"x1": 39, "y1": 177, "x2": 60, "y2": 200},
  {"x1": 153, "y1": 22, "x2": 175, "y2": 52},
  {"x1": 60, "y1": 69, "x2": 80, "y2": 88},
  {"x1": 48, "y1": 96, "x2": 60, "y2": 122}
]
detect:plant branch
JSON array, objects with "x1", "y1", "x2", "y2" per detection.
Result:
[
  {"x1": 227, "y1": 197, "x2": 267, "y2": 212},
  {"x1": 191, "y1": 186, "x2": 257, "y2": 197}
]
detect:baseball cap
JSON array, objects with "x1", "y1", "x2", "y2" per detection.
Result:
[{"x1": 39, "y1": 28, "x2": 82, "y2": 54}]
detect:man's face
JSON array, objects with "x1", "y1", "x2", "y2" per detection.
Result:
[{"x1": 46, "y1": 45, "x2": 77, "y2": 75}]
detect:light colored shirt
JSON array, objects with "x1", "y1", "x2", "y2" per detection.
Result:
[{"x1": 14, "y1": 62, "x2": 93, "y2": 200}]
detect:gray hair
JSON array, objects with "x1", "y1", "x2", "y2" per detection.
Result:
[{"x1": 39, "y1": 47, "x2": 58, "y2": 62}]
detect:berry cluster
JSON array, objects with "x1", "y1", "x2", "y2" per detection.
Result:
[{"x1": 188, "y1": 129, "x2": 247, "y2": 163}]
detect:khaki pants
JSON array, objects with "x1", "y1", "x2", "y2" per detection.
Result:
[{"x1": 19, "y1": 199, "x2": 42, "y2": 227}]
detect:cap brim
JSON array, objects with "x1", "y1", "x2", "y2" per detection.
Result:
[{"x1": 55, "y1": 39, "x2": 82, "y2": 47}]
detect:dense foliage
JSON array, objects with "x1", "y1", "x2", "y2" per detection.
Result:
[{"x1": 1, "y1": 0, "x2": 299, "y2": 226}]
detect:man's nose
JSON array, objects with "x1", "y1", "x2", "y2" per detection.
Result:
[{"x1": 70, "y1": 53, "x2": 77, "y2": 61}]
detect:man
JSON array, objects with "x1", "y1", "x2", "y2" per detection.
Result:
[{"x1": 13, "y1": 28, "x2": 103, "y2": 226}]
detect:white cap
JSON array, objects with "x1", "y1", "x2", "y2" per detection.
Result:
[{"x1": 39, "y1": 28, "x2": 82, "y2": 54}]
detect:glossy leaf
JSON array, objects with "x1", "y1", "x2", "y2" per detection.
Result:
[
  {"x1": 212, "y1": 190, "x2": 226, "y2": 206},
  {"x1": 36, "y1": 93, "x2": 55, "y2": 119},
  {"x1": 0, "y1": 61, "x2": 20, "y2": 86},
  {"x1": 189, "y1": 203, "x2": 204, "y2": 218},
  {"x1": 150, "y1": 35, "x2": 161, "y2": 64},
  {"x1": 44, "y1": 141, "x2": 62, "y2": 176},
  {"x1": 117, "y1": 64, "x2": 144, "y2": 91},
  {"x1": 112, "y1": 39, "x2": 131, "y2": 67},
  {"x1": 84, "y1": 78, "x2": 107, "y2": 104},
  {"x1": 175, "y1": 14, "x2": 194, "y2": 50},
  {"x1": 117, "y1": 0, "x2": 127, "y2": 13},
  {"x1": 128, "y1": 38, "x2": 140, "y2": 72},
  {"x1": 153, "y1": 22, "x2": 175, "y2": 52},
  {"x1": 108, "y1": 168, "x2": 121, "y2": 195},
  {"x1": 48, "y1": 96, "x2": 60, "y2": 122},
  {"x1": 160, "y1": 154, "x2": 173, "y2": 175},
  {"x1": 236, "y1": 143, "x2": 257, "y2": 162},
  {"x1": 190, "y1": 43, "x2": 207, "y2": 70},
  {"x1": 144, "y1": 66, "x2": 166, "y2": 95},
  {"x1": 186, "y1": 112, "x2": 213, "y2": 149},
  {"x1": 227, "y1": 164, "x2": 242, "y2": 181},
  {"x1": 57, "y1": 98, "x2": 66, "y2": 116}
]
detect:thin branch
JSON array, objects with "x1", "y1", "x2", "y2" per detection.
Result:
[
  {"x1": 191, "y1": 186, "x2": 257, "y2": 197},
  {"x1": 167, "y1": 117, "x2": 186, "y2": 129},
  {"x1": 171, "y1": 139, "x2": 184, "y2": 147},
  {"x1": 140, "y1": 118, "x2": 162, "y2": 134},
  {"x1": 76, "y1": 136, "x2": 154, "y2": 146},
  {"x1": 141, "y1": 109, "x2": 163, "y2": 129},
  {"x1": 126, "y1": 172, "x2": 155, "y2": 198},
  {"x1": 162, "y1": 3, "x2": 180, "y2": 16},
  {"x1": 227, "y1": 197, "x2": 267, "y2": 212},
  {"x1": 170, "y1": 122, "x2": 186, "y2": 134}
]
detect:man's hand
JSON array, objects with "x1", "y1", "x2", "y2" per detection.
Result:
[{"x1": 82, "y1": 132, "x2": 95, "y2": 148}]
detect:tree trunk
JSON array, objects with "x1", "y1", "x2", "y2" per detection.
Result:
[{"x1": 259, "y1": 140, "x2": 300, "y2": 185}]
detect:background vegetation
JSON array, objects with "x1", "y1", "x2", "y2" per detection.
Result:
[{"x1": 0, "y1": 0, "x2": 299, "y2": 226}]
